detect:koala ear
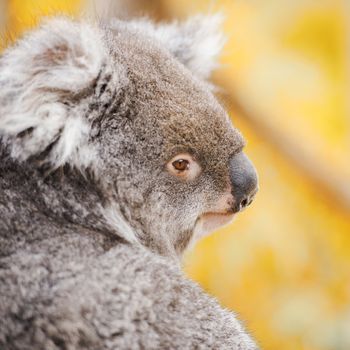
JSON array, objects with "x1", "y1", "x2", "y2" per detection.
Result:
[
  {"x1": 128, "y1": 14, "x2": 226, "y2": 80},
  {"x1": 0, "y1": 18, "x2": 105, "y2": 170},
  {"x1": 161, "y1": 14, "x2": 226, "y2": 80}
]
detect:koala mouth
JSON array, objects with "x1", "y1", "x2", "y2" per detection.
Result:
[{"x1": 193, "y1": 212, "x2": 235, "y2": 240}]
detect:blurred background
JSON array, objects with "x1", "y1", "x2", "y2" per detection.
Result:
[{"x1": 1, "y1": 0, "x2": 349, "y2": 349}]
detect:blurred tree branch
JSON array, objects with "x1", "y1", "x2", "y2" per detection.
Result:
[
  {"x1": 215, "y1": 75, "x2": 350, "y2": 215},
  {"x1": 84, "y1": 0, "x2": 164, "y2": 20}
]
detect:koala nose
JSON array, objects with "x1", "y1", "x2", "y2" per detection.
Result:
[{"x1": 229, "y1": 152, "x2": 258, "y2": 213}]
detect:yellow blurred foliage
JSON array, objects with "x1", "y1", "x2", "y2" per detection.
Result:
[
  {"x1": 1, "y1": 0, "x2": 81, "y2": 48},
  {"x1": 2, "y1": 1, "x2": 350, "y2": 349}
]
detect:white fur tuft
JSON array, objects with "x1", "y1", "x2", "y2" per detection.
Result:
[
  {"x1": 124, "y1": 14, "x2": 226, "y2": 80},
  {"x1": 0, "y1": 18, "x2": 105, "y2": 170},
  {"x1": 101, "y1": 204, "x2": 139, "y2": 244}
]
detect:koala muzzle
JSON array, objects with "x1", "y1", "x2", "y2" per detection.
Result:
[{"x1": 229, "y1": 152, "x2": 258, "y2": 213}]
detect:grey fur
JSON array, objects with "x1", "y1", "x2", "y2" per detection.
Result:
[{"x1": 0, "y1": 15, "x2": 258, "y2": 349}]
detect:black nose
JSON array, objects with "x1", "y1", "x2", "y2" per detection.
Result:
[{"x1": 229, "y1": 152, "x2": 258, "y2": 213}]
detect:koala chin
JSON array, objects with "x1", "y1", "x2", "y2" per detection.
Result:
[{"x1": 0, "y1": 12, "x2": 259, "y2": 350}]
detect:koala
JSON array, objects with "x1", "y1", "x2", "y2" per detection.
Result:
[{"x1": 0, "y1": 12, "x2": 259, "y2": 350}]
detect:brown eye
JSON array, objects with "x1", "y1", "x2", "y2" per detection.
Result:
[
  {"x1": 172, "y1": 159, "x2": 189, "y2": 172},
  {"x1": 167, "y1": 153, "x2": 201, "y2": 180}
]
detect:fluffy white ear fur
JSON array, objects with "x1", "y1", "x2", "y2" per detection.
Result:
[
  {"x1": 126, "y1": 14, "x2": 226, "y2": 80},
  {"x1": 0, "y1": 18, "x2": 105, "y2": 170}
]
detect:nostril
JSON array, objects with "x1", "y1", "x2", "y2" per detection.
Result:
[
  {"x1": 240, "y1": 197, "x2": 248, "y2": 209},
  {"x1": 229, "y1": 152, "x2": 258, "y2": 213},
  {"x1": 238, "y1": 192, "x2": 256, "y2": 212}
]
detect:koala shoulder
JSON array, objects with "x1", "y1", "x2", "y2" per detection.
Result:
[{"x1": 0, "y1": 240, "x2": 257, "y2": 350}]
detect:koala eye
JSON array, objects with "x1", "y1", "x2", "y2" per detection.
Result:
[
  {"x1": 166, "y1": 153, "x2": 201, "y2": 181},
  {"x1": 172, "y1": 159, "x2": 189, "y2": 172}
]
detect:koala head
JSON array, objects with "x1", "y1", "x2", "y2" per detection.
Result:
[{"x1": 0, "y1": 15, "x2": 258, "y2": 257}]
